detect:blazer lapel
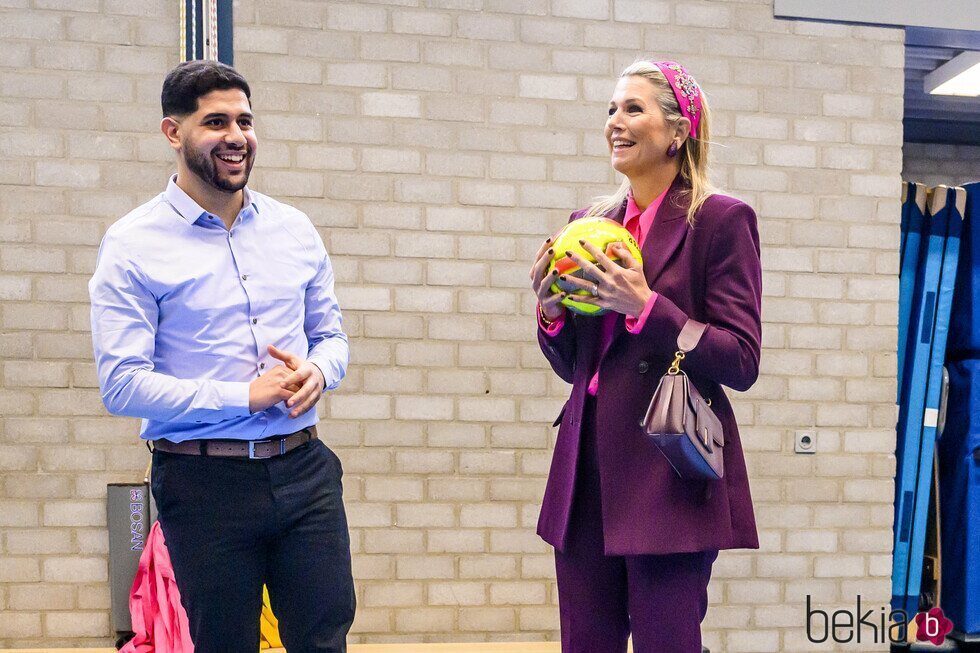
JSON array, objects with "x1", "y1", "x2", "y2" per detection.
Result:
[
  {"x1": 599, "y1": 178, "x2": 690, "y2": 366},
  {"x1": 591, "y1": 183, "x2": 691, "y2": 374},
  {"x1": 641, "y1": 177, "x2": 690, "y2": 287}
]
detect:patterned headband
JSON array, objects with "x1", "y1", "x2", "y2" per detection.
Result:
[{"x1": 649, "y1": 61, "x2": 703, "y2": 139}]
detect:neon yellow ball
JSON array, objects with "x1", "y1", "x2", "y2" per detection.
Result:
[{"x1": 547, "y1": 217, "x2": 643, "y2": 316}]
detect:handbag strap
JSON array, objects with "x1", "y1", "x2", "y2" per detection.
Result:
[
  {"x1": 677, "y1": 320, "x2": 707, "y2": 353},
  {"x1": 667, "y1": 319, "x2": 707, "y2": 376}
]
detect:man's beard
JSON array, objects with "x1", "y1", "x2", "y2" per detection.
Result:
[{"x1": 183, "y1": 146, "x2": 252, "y2": 192}]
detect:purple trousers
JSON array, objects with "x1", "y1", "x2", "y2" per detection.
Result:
[{"x1": 555, "y1": 397, "x2": 716, "y2": 653}]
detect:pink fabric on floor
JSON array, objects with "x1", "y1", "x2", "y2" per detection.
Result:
[{"x1": 120, "y1": 520, "x2": 194, "y2": 653}]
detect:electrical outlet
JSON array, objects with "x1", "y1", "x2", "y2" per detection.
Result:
[{"x1": 795, "y1": 430, "x2": 816, "y2": 454}]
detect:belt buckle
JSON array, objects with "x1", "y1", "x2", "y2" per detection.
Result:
[{"x1": 247, "y1": 439, "x2": 274, "y2": 459}]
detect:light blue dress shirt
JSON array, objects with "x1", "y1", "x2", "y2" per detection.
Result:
[{"x1": 89, "y1": 176, "x2": 349, "y2": 442}]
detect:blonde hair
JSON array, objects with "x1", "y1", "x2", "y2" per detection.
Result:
[{"x1": 586, "y1": 60, "x2": 715, "y2": 225}]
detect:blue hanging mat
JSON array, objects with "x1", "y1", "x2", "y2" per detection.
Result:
[
  {"x1": 894, "y1": 186, "x2": 949, "y2": 608},
  {"x1": 907, "y1": 187, "x2": 964, "y2": 615},
  {"x1": 938, "y1": 182, "x2": 980, "y2": 638},
  {"x1": 939, "y1": 360, "x2": 980, "y2": 637},
  {"x1": 947, "y1": 182, "x2": 980, "y2": 359},
  {"x1": 893, "y1": 186, "x2": 965, "y2": 615},
  {"x1": 901, "y1": 181, "x2": 911, "y2": 266},
  {"x1": 898, "y1": 182, "x2": 928, "y2": 395}
]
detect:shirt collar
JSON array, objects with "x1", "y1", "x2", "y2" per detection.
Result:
[
  {"x1": 165, "y1": 174, "x2": 257, "y2": 225},
  {"x1": 624, "y1": 191, "x2": 643, "y2": 225},
  {"x1": 623, "y1": 182, "x2": 673, "y2": 246},
  {"x1": 624, "y1": 185, "x2": 671, "y2": 226}
]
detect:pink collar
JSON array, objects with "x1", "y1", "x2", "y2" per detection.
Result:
[{"x1": 624, "y1": 184, "x2": 671, "y2": 247}]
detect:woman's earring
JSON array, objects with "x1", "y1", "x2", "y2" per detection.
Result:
[{"x1": 667, "y1": 141, "x2": 679, "y2": 157}]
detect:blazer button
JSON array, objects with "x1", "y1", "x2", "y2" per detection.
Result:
[{"x1": 638, "y1": 361, "x2": 649, "y2": 374}]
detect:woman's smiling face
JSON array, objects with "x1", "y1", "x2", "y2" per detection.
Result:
[{"x1": 605, "y1": 75, "x2": 675, "y2": 179}]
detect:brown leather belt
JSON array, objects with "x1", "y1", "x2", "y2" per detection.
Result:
[{"x1": 151, "y1": 426, "x2": 317, "y2": 459}]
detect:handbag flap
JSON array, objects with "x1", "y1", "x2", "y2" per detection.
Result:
[
  {"x1": 688, "y1": 386, "x2": 724, "y2": 448},
  {"x1": 696, "y1": 401, "x2": 724, "y2": 447}
]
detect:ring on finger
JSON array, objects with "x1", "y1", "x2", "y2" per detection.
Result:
[{"x1": 591, "y1": 282, "x2": 599, "y2": 297}]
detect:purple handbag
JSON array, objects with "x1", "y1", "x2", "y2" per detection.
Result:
[{"x1": 641, "y1": 320, "x2": 725, "y2": 480}]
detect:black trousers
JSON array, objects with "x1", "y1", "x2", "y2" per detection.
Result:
[{"x1": 150, "y1": 437, "x2": 355, "y2": 652}]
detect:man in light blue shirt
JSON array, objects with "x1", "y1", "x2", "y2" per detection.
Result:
[{"x1": 90, "y1": 60, "x2": 354, "y2": 651}]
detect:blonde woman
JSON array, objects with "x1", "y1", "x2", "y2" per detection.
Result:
[{"x1": 529, "y1": 60, "x2": 761, "y2": 652}]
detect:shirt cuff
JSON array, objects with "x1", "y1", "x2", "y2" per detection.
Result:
[
  {"x1": 216, "y1": 381, "x2": 252, "y2": 417},
  {"x1": 308, "y1": 361, "x2": 328, "y2": 392},
  {"x1": 625, "y1": 291, "x2": 659, "y2": 334},
  {"x1": 538, "y1": 304, "x2": 565, "y2": 336}
]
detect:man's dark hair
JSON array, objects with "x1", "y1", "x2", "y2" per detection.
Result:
[{"x1": 161, "y1": 60, "x2": 251, "y2": 117}]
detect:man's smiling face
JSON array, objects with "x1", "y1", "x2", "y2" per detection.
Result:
[{"x1": 175, "y1": 87, "x2": 257, "y2": 193}]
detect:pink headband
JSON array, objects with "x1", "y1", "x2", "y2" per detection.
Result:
[{"x1": 650, "y1": 61, "x2": 703, "y2": 139}]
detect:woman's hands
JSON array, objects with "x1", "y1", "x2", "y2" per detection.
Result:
[
  {"x1": 561, "y1": 241, "x2": 652, "y2": 317},
  {"x1": 529, "y1": 238, "x2": 566, "y2": 322}
]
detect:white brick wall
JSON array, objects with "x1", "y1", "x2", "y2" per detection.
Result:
[{"x1": 0, "y1": 1, "x2": 905, "y2": 650}]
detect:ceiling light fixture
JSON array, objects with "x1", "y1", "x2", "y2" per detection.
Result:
[{"x1": 924, "y1": 50, "x2": 980, "y2": 97}]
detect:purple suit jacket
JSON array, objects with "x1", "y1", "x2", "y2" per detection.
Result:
[{"x1": 537, "y1": 178, "x2": 761, "y2": 556}]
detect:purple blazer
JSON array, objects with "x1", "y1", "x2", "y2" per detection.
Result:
[{"x1": 537, "y1": 178, "x2": 761, "y2": 556}]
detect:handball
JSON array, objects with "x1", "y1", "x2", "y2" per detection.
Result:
[{"x1": 547, "y1": 217, "x2": 643, "y2": 316}]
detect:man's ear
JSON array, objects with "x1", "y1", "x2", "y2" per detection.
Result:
[{"x1": 161, "y1": 116, "x2": 181, "y2": 150}]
